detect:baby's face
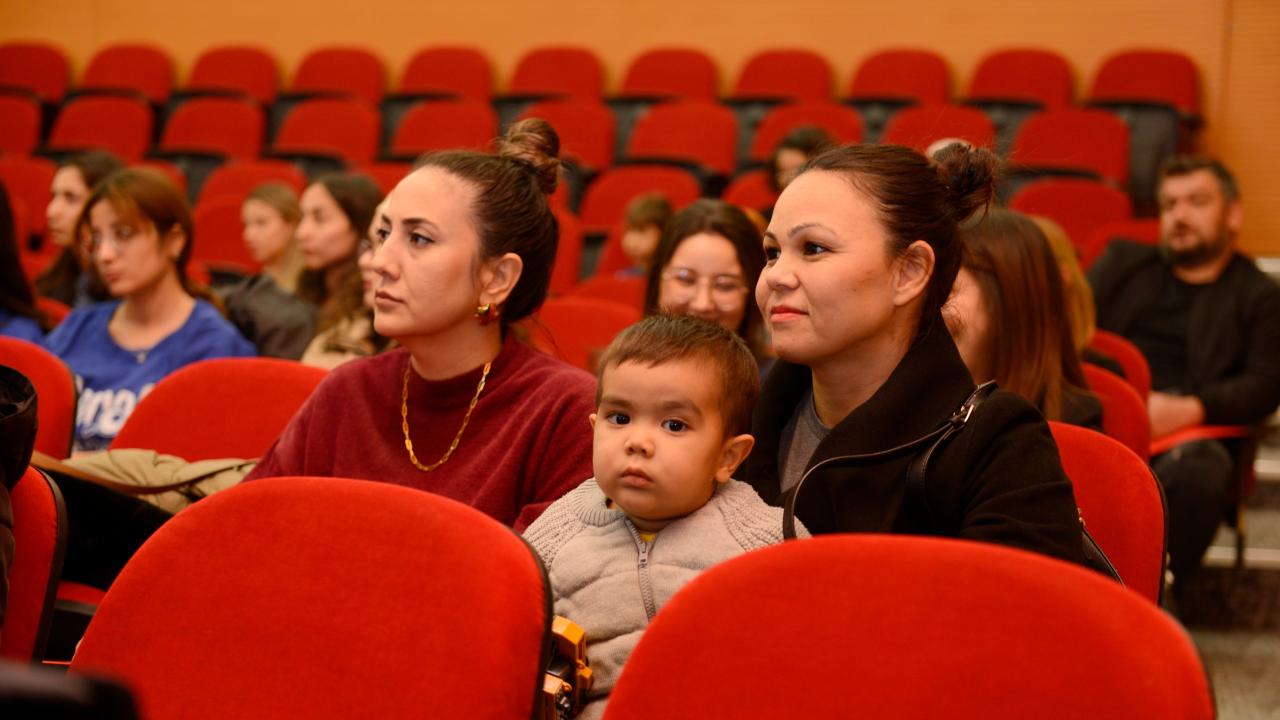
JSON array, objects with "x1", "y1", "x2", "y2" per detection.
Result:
[{"x1": 592, "y1": 359, "x2": 732, "y2": 532}]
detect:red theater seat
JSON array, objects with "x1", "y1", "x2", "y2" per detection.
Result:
[
  {"x1": 399, "y1": 46, "x2": 494, "y2": 100},
  {"x1": 521, "y1": 99, "x2": 616, "y2": 172},
  {"x1": 881, "y1": 104, "x2": 996, "y2": 153},
  {"x1": 1088, "y1": 329, "x2": 1152, "y2": 401},
  {"x1": 604, "y1": 535, "x2": 1212, "y2": 719},
  {"x1": 291, "y1": 46, "x2": 386, "y2": 105},
  {"x1": 626, "y1": 100, "x2": 739, "y2": 177},
  {"x1": 620, "y1": 47, "x2": 719, "y2": 101},
  {"x1": 199, "y1": 160, "x2": 307, "y2": 205},
  {"x1": 0, "y1": 95, "x2": 42, "y2": 156},
  {"x1": 46, "y1": 96, "x2": 153, "y2": 162},
  {"x1": 272, "y1": 98, "x2": 381, "y2": 166},
  {"x1": 968, "y1": 48, "x2": 1074, "y2": 110},
  {"x1": 530, "y1": 296, "x2": 642, "y2": 371},
  {"x1": 0, "y1": 467, "x2": 66, "y2": 661},
  {"x1": 192, "y1": 194, "x2": 261, "y2": 275},
  {"x1": 69, "y1": 477, "x2": 551, "y2": 719},
  {"x1": 388, "y1": 100, "x2": 497, "y2": 157},
  {"x1": 0, "y1": 338, "x2": 77, "y2": 458},
  {"x1": 1009, "y1": 179, "x2": 1133, "y2": 269},
  {"x1": 549, "y1": 207, "x2": 585, "y2": 296},
  {"x1": 80, "y1": 43, "x2": 174, "y2": 104},
  {"x1": 579, "y1": 166, "x2": 702, "y2": 236},
  {"x1": 848, "y1": 49, "x2": 951, "y2": 105},
  {"x1": 187, "y1": 45, "x2": 281, "y2": 105},
  {"x1": 159, "y1": 97, "x2": 265, "y2": 159},
  {"x1": 1011, "y1": 108, "x2": 1131, "y2": 185},
  {"x1": 0, "y1": 155, "x2": 55, "y2": 239},
  {"x1": 0, "y1": 41, "x2": 71, "y2": 102},
  {"x1": 732, "y1": 49, "x2": 832, "y2": 101},
  {"x1": 509, "y1": 46, "x2": 605, "y2": 100},
  {"x1": 748, "y1": 101, "x2": 863, "y2": 162},
  {"x1": 1050, "y1": 422, "x2": 1165, "y2": 602},
  {"x1": 109, "y1": 358, "x2": 326, "y2": 461},
  {"x1": 1082, "y1": 363, "x2": 1151, "y2": 461},
  {"x1": 721, "y1": 169, "x2": 778, "y2": 214}
]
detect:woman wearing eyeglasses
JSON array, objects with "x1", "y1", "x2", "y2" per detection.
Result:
[
  {"x1": 45, "y1": 168, "x2": 255, "y2": 452},
  {"x1": 643, "y1": 200, "x2": 771, "y2": 371}
]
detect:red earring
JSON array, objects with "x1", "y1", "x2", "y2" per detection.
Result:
[{"x1": 475, "y1": 303, "x2": 500, "y2": 326}]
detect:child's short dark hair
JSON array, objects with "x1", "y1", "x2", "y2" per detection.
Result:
[
  {"x1": 595, "y1": 314, "x2": 759, "y2": 436},
  {"x1": 624, "y1": 193, "x2": 673, "y2": 231}
]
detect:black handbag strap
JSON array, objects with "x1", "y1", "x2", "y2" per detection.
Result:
[{"x1": 782, "y1": 382, "x2": 997, "y2": 540}]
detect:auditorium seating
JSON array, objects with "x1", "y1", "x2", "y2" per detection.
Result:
[
  {"x1": 530, "y1": 296, "x2": 643, "y2": 371},
  {"x1": 625, "y1": 100, "x2": 739, "y2": 179},
  {"x1": 0, "y1": 155, "x2": 56, "y2": 244},
  {"x1": 967, "y1": 48, "x2": 1074, "y2": 153},
  {"x1": 186, "y1": 45, "x2": 281, "y2": 105},
  {"x1": 109, "y1": 357, "x2": 326, "y2": 461},
  {"x1": 1088, "y1": 329, "x2": 1152, "y2": 401},
  {"x1": 79, "y1": 43, "x2": 175, "y2": 105},
  {"x1": 881, "y1": 104, "x2": 996, "y2": 153},
  {"x1": 45, "y1": 96, "x2": 154, "y2": 162},
  {"x1": 604, "y1": 535, "x2": 1213, "y2": 719},
  {"x1": 386, "y1": 100, "x2": 497, "y2": 158},
  {"x1": 747, "y1": 101, "x2": 864, "y2": 164},
  {"x1": 1009, "y1": 108, "x2": 1130, "y2": 186},
  {"x1": 0, "y1": 95, "x2": 42, "y2": 156},
  {"x1": 198, "y1": 159, "x2": 307, "y2": 204},
  {"x1": 579, "y1": 165, "x2": 701, "y2": 236},
  {"x1": 0, "y1": 337, "x2": 77, "y2": 459},
  {"x1": 398, "y1": 46, "x2": 495, "y2": 100},
  {"x1": 0, "y1": 41, "x2": 71, "y2": 103},
  {"x1": 520, "y1": 99, "x2": 617, "y2": 173},
  {"x1": 732, "y1": 49, "x2": 833, "y2": 102},
  {"x1": 846, "y1": 49, "x2": 950, "y2": 142},
  {"x1": 509, "y1": 46, "x2": 605, "y2": 100},
  {"x1": 1082, "y1": 363, "x2": 1151, "y2": 461},
  {"x1": 68, "y1": 477, "x2": 552, "y2": 719},
  {"x1": 1009, "y1": 179, "x2": 1133, "y2": 269},
  {"x1": 270, "y1": 98, "x2": 381, "y2": 168},
  {"x1": 158, "y1": 97, "x2": 265, "y2": 159},
  {"x1": 620, "y1": 47, "x2": 719, "y2": 101},
  {"x1": 290, "y1": 46, "x2": 386, "y2": 105},
  {"x1": 720, "y1": 169, "x2": 778, "y2": 214},
  {"x1": 0, "y1": 467, "x2": 66, "y2": 661},
  {"x1": 191, "y1": 194, "x2": 262, "y2": 275},
  {"x1": 549, "y1": 207, "x2": 585, "y2": 296}
]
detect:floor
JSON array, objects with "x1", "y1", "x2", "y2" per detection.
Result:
[{"x1": 1178, "y1": 440, "x2": 1280, "y2": 719}]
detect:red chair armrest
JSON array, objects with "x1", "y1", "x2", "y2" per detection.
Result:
[{"x1": 1150, "y1": 425, "x2": 1252, "y2": 456}]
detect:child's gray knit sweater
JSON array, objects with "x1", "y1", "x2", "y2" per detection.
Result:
[{"x1": 523, "y1": 478, "x2": 806, "y2": 719}]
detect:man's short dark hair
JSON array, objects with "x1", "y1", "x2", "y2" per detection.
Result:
[
  {"x1": 1159, "y1": 155, "x2": 1240, "y2": 203},
  {"x1": 595, "y1": 314, "x2": 759, "y2": 436}
]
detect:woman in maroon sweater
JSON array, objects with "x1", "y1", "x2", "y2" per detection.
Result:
[{"x1": 246, "y1": 119, "x2": 595, "y2": 530}]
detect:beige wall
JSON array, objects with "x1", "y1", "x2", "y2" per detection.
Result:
[{"x1": 4, "y1": 0, "x2": 1277, "y2": 253}]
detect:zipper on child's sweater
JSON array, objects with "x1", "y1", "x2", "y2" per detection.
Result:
[{"x1": 627, "y1": 522, "x2": 658, "y2": 620}]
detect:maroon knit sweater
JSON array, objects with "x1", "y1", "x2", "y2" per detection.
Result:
[{"x1": 246, "y1": 336, "x2": 596, "y2": 530}]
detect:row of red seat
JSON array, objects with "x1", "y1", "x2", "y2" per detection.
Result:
[
  {"x1": 0, "y1": 93, "x2": 1134, "y2": 182},
  {"x1": 0, "y1": 41, "x2": 1200, "y2": 114}
]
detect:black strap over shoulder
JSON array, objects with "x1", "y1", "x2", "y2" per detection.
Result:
[{"x1": 782, "y1": 382, "x2": 996, "y2": 540}]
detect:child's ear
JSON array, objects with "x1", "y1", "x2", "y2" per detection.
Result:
[
  {"x1": 713, "y1": 434, "x2": 756, "y2": 484},
  {"x1": 588, "y1": 413, "x2": 597, "y2": 429}
]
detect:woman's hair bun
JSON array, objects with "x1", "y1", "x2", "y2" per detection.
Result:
[
  {"x1": 932, "y1": 142, "x2": 999, "y2": 223},
  {"x1": 497, "y1": 118, "x2": 561, "y2": 195}
]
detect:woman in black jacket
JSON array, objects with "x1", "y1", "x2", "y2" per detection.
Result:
[{"x1": 745, "y1": 143, "x2": 1084, "y2": 564}]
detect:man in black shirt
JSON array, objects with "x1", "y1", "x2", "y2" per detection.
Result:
[{"x1": 1089, "y1": 156, "x2": 1280, "y2": 592}]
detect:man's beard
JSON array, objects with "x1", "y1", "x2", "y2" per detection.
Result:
[{"x1": 1161, "y1": 224, "x2": 1231, "y2": 268}]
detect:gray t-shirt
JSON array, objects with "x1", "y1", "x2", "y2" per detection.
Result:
[{"x1": 778, "y1": 390, "x2": 831, "y2": 493}]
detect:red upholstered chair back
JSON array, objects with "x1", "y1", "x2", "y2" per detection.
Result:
[
  {"x1": 1049, "y1": 422, "x2": 1166, "y2": 603},
  {"x1": 720, "y1": 169, "x2": 779, "y2": 214},
  {"x1": 732, "y1": 49, "x2": 833, "y2": 101},
  {"x1": 47, "y1": 96, "x2": 154, "y2": 162},
  {"x1": 747, "y1": 101, "x2": 864, "y2": 162},
  {"x1": 0, "y1": 155, "x2": 56, "y2": 238},
  {"x1": 272, "y1": 98, "x2": 381, "y2": 166},
  {"x1": 198, "y1": 159, "x2": 307, "y2": 205},
  {"x1": 0, "y1": 337, "x2": 77, "y2": 458},
  {"x1": 881, "y1": 104, "x2": 996, "y2": 153},
  {"x1": 625, "y1": 100, "x2": 739, "y2": 176},
  {"x1": 160, "y1": 97, "x2": 265, "y2": 159},
  {"x1": 0, "y1": 41, "x2": 71, "y2": 102},
  {"x1": 81, "y1": 43, "x2": 174, "y2": 104},
  {"x1": 968, "y1": 48, "x2": 1074, "y2": 109},
  {"x1": 1088, "y1": 329, "x2": 1152, "y2": 401},
  {"x1": 188, "y1": 45, "x2": 281, "y2": 105},
  {"x1": 1082, "y1": 363, "x2": 1151, "y2": 461},
  {"x1": 621, "y1": 47, "x2": 719, "y2": 101},
  {"x1": 400, "y1": 46, "x2": 494, "y2": 99},
  {"x1": 389, "y1": 99, "x2": 498, "y2": 156},
  {"x1": 0, "y1": 95, "x2": 42, "y2": 156},
  {"x1": 291, "y1": 46, "x2": 386, "y2": 105},
  {"x1": 1011, "y1": 108, "x2": 1131, "y2": 185},
  {"x1": 1008, "y1": 178, "x2": 1133, "y2": 269},
  {"x1": 192, "y1": 193, "x2": 262, "y2": 275},
  {"x1": 509, "y1": 46, "x2": 605, "y2": 100},
  {"x1": 0, "y1": 467, "x2": 66, "y2": 661},
  {"x1": 529, "y1": 296, "x2": 642, "y2": 372},
  {"x1": 1089, "y1": 50, "x2": 1200, "y2": 116},
  {"x1": 109, "y1": 358, "x2": 327, "y2": 461},
  {"x1": 548, "y1": 207, "x2": 584, "y2": 296},
  {"x1": 603, "y1": 535, "x2": 1212, "y2": 719},
  {"x1": 69, "y1": 477, "x2": 551, "y2": 719},
  {"x1": 847, "y1": 49, "x2": 950, "y2": 104},
  {"x1": 579, "y1": 166, "x2": 702, "y2": 236}
]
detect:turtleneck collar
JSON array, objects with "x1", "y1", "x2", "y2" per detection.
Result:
[{"x1": 402, "y1": 333, "x2": 524, "y2": 409}]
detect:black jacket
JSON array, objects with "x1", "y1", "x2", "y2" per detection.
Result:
[
  {"x1": 1088, "y1": 241, "x2": 1280, "y2": 426},
  {"x1": 743, "y1": 321, "x2": 1085, "y2": 565},
  {"x1": 1, "y1": 365, "x2": 39, "y2": 626}
]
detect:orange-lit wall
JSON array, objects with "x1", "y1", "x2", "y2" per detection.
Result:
[{"x1": 4, "y1": 0, "x2": 1278, "y2": 253}]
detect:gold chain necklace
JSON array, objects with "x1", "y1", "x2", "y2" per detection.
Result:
[{"x1": 400, "y1": 359, "x2": 491, "y2": 472}]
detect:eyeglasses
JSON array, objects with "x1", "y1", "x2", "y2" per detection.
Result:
[{"x1": 661, "y1": 268, "x2": 748, "y2": 304}]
